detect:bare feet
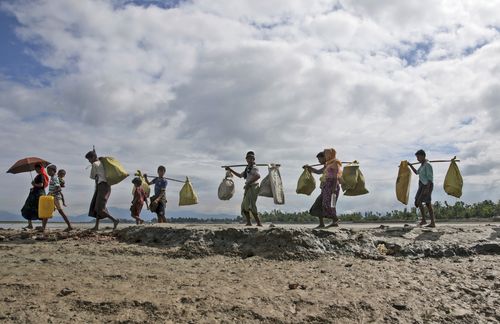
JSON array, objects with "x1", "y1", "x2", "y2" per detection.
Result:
[
  {"x1": 113, "y1": 219, "x2": 120, "y2": 230},
  {"x1": 63, "y1": 227, "x2": 73, "y2": 232},
  {"x1": 315, "y1": 224, "x2": 325, "y2": 229},
  {"x1": 425, "y1": 223, "x2": 436, "y2": 228},
  {"x1": 23, "y1": 225, "x2": 33, "y2": 230},
  {"x1": 418, "y1": 221, "x2": 427, "y2": 226},
  {"x1": 90, "y1": 226, "x2": 98, "y2": 231}
]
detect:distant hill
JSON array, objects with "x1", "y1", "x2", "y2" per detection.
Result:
[
  {"x1": 0, "y1": 207, "x2": 236, "y2": 223},
  {"x1": 0, "y1": 211, "x2": 21, "y2": 222}
]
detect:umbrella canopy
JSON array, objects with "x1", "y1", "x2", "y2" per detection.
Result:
[{"x1": 6, "y1": 157, "x2": 51, "y2": 174}]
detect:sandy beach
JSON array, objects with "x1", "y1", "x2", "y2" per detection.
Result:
[{"x1": 0, "y1": 223, "x2": 499, "y2": 323}]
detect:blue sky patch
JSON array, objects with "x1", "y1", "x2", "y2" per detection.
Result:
[
  {"x1": 113, "y1": 0, "x2": 187, "y2": 10},
  {"x1": 398, "y1": 39, "x2": 433, "y2": 66},
  {"x1": 0, "y1": 9, "x2": 55, "y2": 86}
]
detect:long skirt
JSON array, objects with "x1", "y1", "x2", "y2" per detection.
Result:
[
  {"x1": 88, "y1": 182, "x2": 111, "y2": 219},
  {"x1": 241, "y1": 183, "x2": 259, "y2": 217},
  {"x1": 21, "y1": 188, "x2": 45, "y2": 221},
  {"x1": 321, "y1": 180, "x2": 340, "y2": 219}
]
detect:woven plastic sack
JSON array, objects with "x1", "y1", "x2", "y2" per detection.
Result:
[
  {"x1": 99, "y1": 157, "x2": 129, "y2": 186},
  {"x1": 258, "y1": 174, "x2": 273, "y2": 197},
  {"x1": 218, "y1": 171, "x2": 235, "y2": 200},
  {"x1": 444, "y1": 159, "x2": 463, "y2": 198},
  {"x1": 341, "y1": 163, "x2": 359, "y2": 191},
  {"x1": 179, "y1": 177, "x2": 198, "y2": 206},
  {"x1": 296, "y1": 168, "x2": 316, "y2": 195},
  {"x1": 269, "y1": 164, "x2": 285, "y2": 205},
  {"x1": 343, "y1": 167, "x2": 369, "y2": 196},
  {"x1": 396, "y1": 160, "x2": 412, "y2": 205}
]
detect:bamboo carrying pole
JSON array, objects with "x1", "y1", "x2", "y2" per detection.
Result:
[
  {"x1": 409, "y1": 159, "x2": 461, "y2": 166},
  {"x1": 308, "y1": 161, "x2": 357, "y2": 167},
  {"x1": 221, "y1": 163, "x2": 281, "y2": 168},
  {"x1": 143, "y1": 174, "x2": 185, "y2": 183}
]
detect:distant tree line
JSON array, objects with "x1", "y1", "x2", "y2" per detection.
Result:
[
  {"x1": 255, "y1": 200, "x2": 500, "y2": 224},
  {"x1": 111, "y1": 200, "x2": 500, "y2": 224}
]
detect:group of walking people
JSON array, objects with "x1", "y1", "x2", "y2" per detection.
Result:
[
  {"x1": 227, "y1": 148, "x2": 435, "y2": 228},
  {"x1": 20, "y1": 147, "x2": 436, "y2": 231}
]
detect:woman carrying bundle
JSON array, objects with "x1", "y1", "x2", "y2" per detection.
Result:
[{"x1": 306, "y1": 148, "x2": 342, "y2": 228}]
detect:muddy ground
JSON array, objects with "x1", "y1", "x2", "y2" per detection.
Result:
[{"x1": 0, "y1": 224, "x2": 499, "y2": 323}]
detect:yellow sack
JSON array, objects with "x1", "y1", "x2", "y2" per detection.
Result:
[
  {"x1": 179, "y1": 177, "x2": 198, "y2": 206},
  {"x1": 38, "y1": 195, "x2": 54, "y2": 219},
  {"x1": 296, "y1": 168, "x2": 316, "y2": 195},
  {"x1": 396, "y1": 160, "x2": 412, "y2": 205},
  {"x1": 99, "y1": 157, "x2": 129, "y2": 186},
  {"x1": 343, "y1": 167, "x2": 369, "y2": 196},
  {"x1": 133, "y1": 170, "x2": 151, "y2": 198},
  {"x1": 341, "y1": 162, "x2": 359, "y2": 191},
  {"x1": 444, "y1": 159, "x2": 463, "y2": 198}
]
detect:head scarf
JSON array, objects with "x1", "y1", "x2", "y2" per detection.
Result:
[
  {"x1": 40, "y1": 166, "x2": 49, "y2": 188},
  {"x1": 323, "y1": 148, "x2": 342, "y2": 179}
]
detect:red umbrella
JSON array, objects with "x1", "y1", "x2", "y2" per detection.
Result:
[{"x1": 6, "y1": 157, "x2": 51, "y2": 174}]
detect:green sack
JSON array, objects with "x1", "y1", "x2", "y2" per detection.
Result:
[
  {"x1": 179, "y1": 177, "x2": 198, "y2": 206},
  {"x1": 341, "y1": 162, "x2": 359, "y2": 191},
  {"x1": 396, "y1": 160, "x2": 412, "y2": 205},
  {"x1": 343, "y1": 167, "x2": 369, "y2": 196},
  {"x1": 444, "y1": 159, "x2": 463, "y2": 198},
  {"x1": 99, "y1": 157, "x2": 129, "y2": 186},
  {"x1": 296, "y1": 168, "x2": 316, "y2": 195}
]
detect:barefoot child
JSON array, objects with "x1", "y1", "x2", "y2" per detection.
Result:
[
  {"x1": 226, "y1": 151, "x2": 263, "y2": 226},
  {"x1": 57, "y1": 169, "x2": 67, "y2": 207},
  {"x1": 47, "y1": 165, "x2": 73, "y2": 231},
  {"x1": 144, "y1": 166, "x2": 168, "y2": 223},
  {"x1": 130, "y1": 177, "x2": 147, "y2": 225},
  {"x1": 409, "y1": 149, "x2": 436, "y2": 227}
]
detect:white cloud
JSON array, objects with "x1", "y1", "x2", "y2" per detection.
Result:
[{"x1": 1, "y1": 0, "x2": 500, "y2": 218}]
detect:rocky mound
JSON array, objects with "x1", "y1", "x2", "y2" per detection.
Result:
[{"x1": 113, "y1": 224, "x2": 500, "y2": 260}]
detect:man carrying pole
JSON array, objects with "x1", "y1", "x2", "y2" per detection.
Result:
[
  {"x1": 409, "y1": 149, "x2": 436, "y2": 228},
  {"x1": 225, "y1": 151, "x2": 263, "y2": 227}
]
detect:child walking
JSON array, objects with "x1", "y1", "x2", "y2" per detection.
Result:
[
  {"x1": 47, "y1": 165, "x2": 73, "y2": 231},
  {"x1": 409, "y1": 149, "x2": 436, "y2": 227},
  {"x1": 225, "y1": 151, "x2": 263, "y2": 226},
  {"x1": 144, "y1": 166, "x2": 168, "y2": 223},
  {"x1": 130, "y1": 177, "x2": 147, "y2": 224}
]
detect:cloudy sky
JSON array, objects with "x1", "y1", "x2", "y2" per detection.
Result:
[{"x1": 1, "y1": 0, "x2": 499, "y2": 218}]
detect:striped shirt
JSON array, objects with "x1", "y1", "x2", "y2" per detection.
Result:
[{"x1": 48, "y1": 175, "x2": 62, "y2": 199}]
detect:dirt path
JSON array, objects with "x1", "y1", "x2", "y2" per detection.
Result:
[{"x1": 0, "y1": 225, "x2": 499, "y2": 323}]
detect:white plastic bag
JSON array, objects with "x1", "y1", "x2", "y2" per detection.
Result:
[{"x1": 218, "y1": 171, "x2": 235, "y2": 200}]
